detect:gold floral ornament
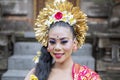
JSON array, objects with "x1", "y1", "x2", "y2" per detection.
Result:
[
  {"x1": 45, "y1": 11, "x2": 76, "y2": 26},
  {"x1": 33, "y1": 51, "x2": 41, "y2": 64},
  {"x1": 30, "y1": 74, "x2": 38, "y2": 80},
  {"x1": 34, "y1": 0, "x2": 88, "y2": 47}
]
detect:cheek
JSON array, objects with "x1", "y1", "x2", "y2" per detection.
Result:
[
  {"x1": 63, "y1": 42, "x2": 73, "y2": 51},
  {"x1": 47, "y1": 44, "x2": 54, "y2": 52}
]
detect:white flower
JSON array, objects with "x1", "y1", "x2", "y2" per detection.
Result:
[{"x1": 54, "y1": 0, "x2": 66, "y2": 3}]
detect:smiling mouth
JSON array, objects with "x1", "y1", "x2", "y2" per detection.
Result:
[{"x1": 54, "y1": 53, "x2": 64, "y2": 59}]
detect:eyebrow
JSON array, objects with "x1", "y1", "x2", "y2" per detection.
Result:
[{"x1": 49, "y1": 37, "x2": 68, "y2": 40}]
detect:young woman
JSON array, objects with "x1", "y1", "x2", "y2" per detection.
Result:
[{"x1": 24, "y1": 0, "x2": 101, "y2": 80}]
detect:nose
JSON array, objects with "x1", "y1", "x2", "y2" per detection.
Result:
[{"x1": 54, "y1": 43, "x2": 62, "y2": 51}]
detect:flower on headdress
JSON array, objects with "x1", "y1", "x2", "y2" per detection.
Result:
[
  {"x1": 45, "y1": 11, "x2": 76, "y2": 26},
  {"x1": 30, "y1": 75, "x2": 38, "y2": 80},
  {"x1": 54, "y1": 0, "x2": 66, "y2": 3},
  {"x1": 54, "y1": 12, "x2": 63, "y2": 20},
  {"x1": 33, "y1": 51, "x2": 41, "y2": 64}
]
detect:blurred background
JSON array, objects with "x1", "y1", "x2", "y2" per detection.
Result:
[{"x1": 0, "y1": 0, "x2": 120, "y2": 80}]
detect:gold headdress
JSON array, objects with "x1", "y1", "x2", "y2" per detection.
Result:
[{"x1": 34, "y1": 0, "x2": 88, "y2": 47}]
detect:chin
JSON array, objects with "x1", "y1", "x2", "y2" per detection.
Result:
[{"x1": 55, "y1": 59, "x2": 65, "y2": 64}]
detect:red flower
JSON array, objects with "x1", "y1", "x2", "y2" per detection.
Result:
[{"x1": 54, "y1": 12, "x2": 63, "y2": 20}]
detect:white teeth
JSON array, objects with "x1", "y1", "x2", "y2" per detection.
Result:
[{"x1": 54, "y1": 53, "x2": 64, "y2": 55}]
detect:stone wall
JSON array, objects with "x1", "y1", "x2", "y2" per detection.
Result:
[
  {"x1": 0, "y1": 0, "x2": 34, "y2": 79},
  {"x1": 0, "y1": 0, "x2": 33, "y2": 18}
]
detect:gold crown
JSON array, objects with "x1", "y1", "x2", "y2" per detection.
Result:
[{"x1": 34, "y1": 0, "x2": 88, "y2": 47}]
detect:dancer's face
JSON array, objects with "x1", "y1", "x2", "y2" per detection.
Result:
[{"x1": 47, "y1": 26, "x2": 77, "y2": 63}]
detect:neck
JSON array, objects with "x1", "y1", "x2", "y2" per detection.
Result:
[{"x1": 54, "y1": 57, "x2": 73, "y2": 71}]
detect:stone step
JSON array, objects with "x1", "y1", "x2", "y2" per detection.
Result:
[
  {"x1": 72, "y1": 56, "x2": 95, "y2": 70},
  {"x1": 2, "y1": 70, "x2": 29, "y2": 80},
  {"x1": 24, "y1": 32, "x2": 35, "y2": 38},
  {"x1": 14, "y1": 42, "x2": 42, "y2": 55},
  {"x1": 73, "y1": 43, "x2": 92, "y2": 56},
  {"x1": 8, "y1": 55, "x2": 35, "y2": 70}
]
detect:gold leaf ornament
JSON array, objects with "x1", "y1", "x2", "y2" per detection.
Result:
[{"x1": 34, "y1": 0, "x2": 88, "y2": 48}]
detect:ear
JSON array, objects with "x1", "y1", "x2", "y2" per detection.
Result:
[{"x1": 73, "y1": 38, "x2": 78, "y2": 52}]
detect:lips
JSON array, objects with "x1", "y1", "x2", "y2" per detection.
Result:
[{"x1": 54, "y1": 53, "x2": 64, "y2": 59}]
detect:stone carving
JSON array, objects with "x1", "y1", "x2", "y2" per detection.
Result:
[{"x1": 108, "y1": 2, "x2": 120, "y2": 33}]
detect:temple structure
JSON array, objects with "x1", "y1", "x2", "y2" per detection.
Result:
[{"x1": 0, "y1": 0, "x2": 120, "y2": 80}]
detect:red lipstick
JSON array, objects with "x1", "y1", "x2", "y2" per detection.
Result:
[{"x1": 54, "y1": 53, "x2": 64, "y2": 59}]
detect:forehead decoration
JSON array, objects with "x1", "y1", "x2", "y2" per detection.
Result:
[{"x1": 34, "y1": 0, "x2": 88, "y2": 47}]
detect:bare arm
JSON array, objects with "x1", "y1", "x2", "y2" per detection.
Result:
[{"x1": 24, "y1": 68, "x2": 35, "y2": 80}]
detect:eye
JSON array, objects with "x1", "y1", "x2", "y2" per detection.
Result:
[
  {"x1": 49, "y1": 40, "x2": 56, "y2": 44},
  {"x1": 61, "y1": 40, "x2": 68, "y2": 44}
]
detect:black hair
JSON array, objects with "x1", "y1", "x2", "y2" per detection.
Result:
[
  {"x1": 35, "y1": 46, "x2": 53, "y2": 80},
  {"x1": 35, "y1": 21, "x2": 75, "y2": 80}
]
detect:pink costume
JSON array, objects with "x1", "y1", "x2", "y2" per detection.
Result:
[
  {"x1": 72, "y1": 64, "x2": 101, "y2": 80},
  {"x1": 30, "y1": 63, "x2": 101, "y2": 80}
]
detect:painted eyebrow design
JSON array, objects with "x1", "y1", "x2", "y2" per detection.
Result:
[{"x1": 49, "y1": 37, "x2": 68, "y2": 40}]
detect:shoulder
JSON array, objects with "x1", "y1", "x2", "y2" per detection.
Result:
[
  {"x1": 24, "y1": 68, "x2": 35, "y2": 80},
  {"x1": 73, "y1": 63, "x2": 101, "y2": 80}
]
